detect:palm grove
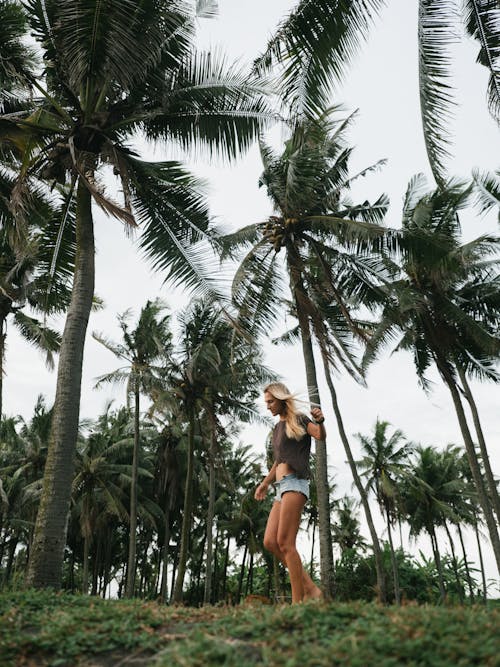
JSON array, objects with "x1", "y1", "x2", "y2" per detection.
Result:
[{"x1": 0, "y1": 0, "x2": 499, "y2": 605}]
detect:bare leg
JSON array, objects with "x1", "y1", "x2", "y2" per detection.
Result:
[{"x1": 263, "y1": 498, "x2": 322, "y2": 603}]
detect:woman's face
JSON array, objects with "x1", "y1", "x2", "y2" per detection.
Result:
[{"x1": 264, "y1": 391, "x2": 285, "y2": 416}]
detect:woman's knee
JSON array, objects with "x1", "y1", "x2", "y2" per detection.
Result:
[
  {"x1": 277, "y1": 537, "x2": 296, "y2": 556},
  {"x1": 263, "y1": 535, "x2": 279, "y2": 554}
]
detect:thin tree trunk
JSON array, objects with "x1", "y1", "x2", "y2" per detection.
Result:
[
  {"x1": 273, "y1": 554, "x2": 281, "y2": 601},
  {"x1": 444, "y1": 520, "x2": 464, "y2": 603},
  {"x1": 429, "y1": 525, "x2": 446, "y2": 603},
  {"x1": 172, "y1": 412, "x2": 195, "y2": 602},
  {"x1": 0, "y1": 316, "x2": 6, "y2": 422},
  {"x1": 160, "y1": 507, "x2": 171, "y2": 603},
  {"x1": 309, "y1": 517, "x2": 316, "y2": 576},
  {"x1": 322, "y1": 360, "x2": 387, "y2": 603},
  {"x1": 439, "y1": 361, "x2": 500, "y2": 573},
  {"x1": 236, "y1": 542, "x2": 248, "y2": 603},
  {"x1": 456, "y1": 522, "x2": 475, "y2": 602},
  {"x1": 458, "y1": 367, "x2": 500, "y2": 525},
  {"x1": 82, "y1": 533, "x2": 90, "y2": 594},
  {"x1": 203, "y1": 411, "x2": 217, "y2": 604},
  {"x1": 474, "y1": 517, "x2": 488, "y2": 604},
  {"x1": 245, "y1": 550, "x2": 254, "y2": 596},
  {"x1": 126, "y1": 385, "x2": 140, "y2": 598},
  {"x1": 385, "y1": 508, "x2": 401, "y2": 605},
  {"x1": 222, "y1": 533, "x2": 230, "y2": 601},
  {"x1": 27, "y1": 181, "x2": 95, "y2": 589}
]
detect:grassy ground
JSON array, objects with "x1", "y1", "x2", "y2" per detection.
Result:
[{"x1": 0, "y1": 590, "x2": 498, "y2": 666}]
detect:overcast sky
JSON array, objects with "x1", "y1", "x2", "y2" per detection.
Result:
[{"x1": 5, "y1": 1, "x2": 499, "y2": 587}]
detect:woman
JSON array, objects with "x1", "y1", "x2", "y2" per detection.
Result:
[{"x1": 254, "y1": 382, "x2": 325, "y2": 603}]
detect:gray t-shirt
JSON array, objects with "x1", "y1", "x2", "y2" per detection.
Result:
[{"x1": 272, "y1": 415, "x2": 312, "y2": 479}]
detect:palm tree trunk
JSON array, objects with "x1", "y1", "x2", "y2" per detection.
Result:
[
  {"x1": 27, "y1": 181, "x2": 95, "y2": 589},
  {"x1": 160, "y1": 506, "x2": 171, "y2": 603},
  {"x1": 443, "y1": 520, "x2": 464, "y2": 603},
  {"x1": 309, "y1": 516, "x2": 316, "y2": 576},
  {"x1": 172, "y1": 411, "x2": 195, "y2": 602},
  {"x1": 473, "y1": 512, "x2": 488, "y2": 604},
  {"x1": 456, "y1": 521, "x2": 474, "y2": 603},
  {"x1": 429, "y1": 525, "x2": 446, "y2": 603},
  {"x1": 82, "y1": 534, "x2": 90, "y2": 594},
  {"x1": 222, "y1": 533, "x2": 230, "y2": 601},
  {"x1": 237, "y1": 542, "x2": 248, "y2": 603},
  {"x1": 203, "y1": 412, "x2": 217, "y2": 604},
  {"x1": 0, "y1": 315, "x2": 6, "y2": 422},
  {"x1": 458, "y1": 366, "x2": 500, "y2": 525},
  {"x1": 438, "y1": 360, "x2": 500, "y2": 573},
  {"x1": 385, "y1": 508, "x2": 401, "y2": 604},
  {"x1": 126, "y1": 385, "x2": 140, "y2": 598},
  {"x1": 322, "y1": 359, "x2": 387, "y2": 603}
]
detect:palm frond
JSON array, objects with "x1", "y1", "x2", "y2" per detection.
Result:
[
  {"x1": 253, "y1": 0, "x2": 385, "y2": 118},
  {"x1": 141, "y1": 49, "x2": 272, "y2": 162},
  {"x1": 463, "y1": 0, "x2": 500, "y2": 123},
  {"x1": 472, "y1": 168, "x2": 500, "y2": 221},
  {"x1": 418, "y1": 0, "x2": 459, "y2": 186},
  {"x1": 13, "y1": 311, "x2": 61, "y2": 369}
]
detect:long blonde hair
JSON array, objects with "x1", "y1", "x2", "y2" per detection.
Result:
[{"x1": 264, "y1": 382, "x2": 306, "y2": 441}]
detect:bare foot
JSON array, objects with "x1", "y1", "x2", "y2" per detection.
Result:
[{"x1": 303, "y1": 586, "x2": 323, "y2": 601}]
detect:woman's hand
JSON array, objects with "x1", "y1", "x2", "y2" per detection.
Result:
[
  {"x1": 310, "y1": 407, "x2": 325, "y2": 423},
  {"x1": 254, "y1": 481, "x2": 269, "y2": 501}
]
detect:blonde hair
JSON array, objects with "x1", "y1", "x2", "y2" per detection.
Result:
[{"x1": 264, "y1": 382, "x2": 307, "y2": 441}]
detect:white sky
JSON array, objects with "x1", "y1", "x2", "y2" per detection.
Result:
[{"x1": 5, "y1": 1, "x2": 499, "y2": 590}]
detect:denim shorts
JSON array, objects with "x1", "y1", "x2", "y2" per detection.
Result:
[{"x1": 274, "y1": 473, "x2": 310, "y2": 501}]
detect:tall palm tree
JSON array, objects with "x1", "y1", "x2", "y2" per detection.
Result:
[
  {"x1": 1, "y1": 0, "x2": 271, "y2": 589},
  {"x1": 356, "y1": 419, "x2": 413, "y2": 604},
  {"x1": 93, "y1": 299, "x2": 172, "y2": 597},
  {"x1": 364, "y1": 175, "x2": 500, "y2": 573},
  {"x1": 223, "y1": 109, "x2": 390, "y2": 599},
  {"x1": 255, "y1": 0, "x2": 499, "y2": 185}
]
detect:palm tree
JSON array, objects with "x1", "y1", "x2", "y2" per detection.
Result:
[
  {"x1": 255, "y1": 0, "x2": 499, "y2": 185},
  {"x1": 153, "y1": 298, "x2": 270, "y2": 602},
  {"x1": 402, "y1": 445, "x2": 464, "y2": 602},
  {"x1": 356, "y1": 419, "x2": 413, "y2": 604},
  {"x1": 93, "y1": 299, "x2": 172, "y2": 597},
  {"x1": 72, "y1": 406, "x2": 132, "y2": 594},
  {"x1": 1, "y1": 1, "x2": 271, "y2": 589},
  {"x1": 364, "y1": 175, "x2": 500, "y2": 573},
  {"x1": 223, "y1": 109, "x2": 390, "y2": 599},
  {"x1": 332, "y1": 495, "x2": 367, "y2": 557}
]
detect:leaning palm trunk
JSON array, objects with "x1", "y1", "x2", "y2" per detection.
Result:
[
  {"x1": 203, "y1": 412, "x2": 217, "y2": 604},
  {"x1": 437, "y1": 359, "x2": 500, "y2": 574},
  {"x1": 172, "y1": 412, "x2": 195, "y2": 602},
  {"x1": 385, "y1": 508, "x2": 401, "y2": 604},
  {"x1": 125, "y1": 384, "x2": 140, "y2": 598},
  {"x1": 321, "y1": 358, "x2": 387, "y2": 603},
  {"x1": 458, "y1": 366, "x2": 500, "y2": 525},
  {"x1": 27, "y1": 182, "x2": 95, "y2": 589}
]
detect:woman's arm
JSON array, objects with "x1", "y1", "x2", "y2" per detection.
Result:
[
  {"x1": 254, "y1": 461, "x2": 277, "y2": 501},
  {"x1": 307, "y1": 407, "x2": 326, "y2": 440}
]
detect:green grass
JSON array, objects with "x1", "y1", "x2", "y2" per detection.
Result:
[{"x1": 0, "y1": 590, "x2": 498, "y2": 666}]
